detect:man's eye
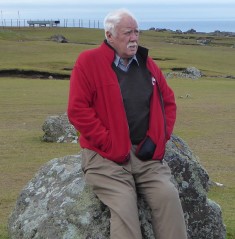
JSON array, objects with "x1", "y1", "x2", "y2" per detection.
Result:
[
  {"x1": 134, "y1": 30, "x2": 139, "y2": 35},
  {"x1": 124, "y1": 31, "x2": 131, "y2": 36},
  {"x1": 124, "y1": 30, "x2": 139, "y2": 36}
]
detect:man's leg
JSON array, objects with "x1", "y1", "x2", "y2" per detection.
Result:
[
  {"x1": 82, "y1": 149, "x2": 142, "y2": 239},
  {"x1": 131, "y1": 148, "x2": 188, "y2": 239}
]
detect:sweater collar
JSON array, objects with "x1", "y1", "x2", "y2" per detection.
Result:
[{"x1": 113, "y1": 54, "x2": 139, "y2": 67}]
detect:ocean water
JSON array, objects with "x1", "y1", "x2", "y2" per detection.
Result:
[
  {"x1": 138, "y1": 20, "x2": 235, "y2": 33},
  {"x1": 1, "y1": 19, "x2": 235, "y2": 33}
]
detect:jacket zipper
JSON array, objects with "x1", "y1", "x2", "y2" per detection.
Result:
[{"x1": 155, "y1": 78, "x2": 167, "y2": 141}]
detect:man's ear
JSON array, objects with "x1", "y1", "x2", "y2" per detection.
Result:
[{"x1": 106, "y1": 31, "x2": 113, "y2": 42}]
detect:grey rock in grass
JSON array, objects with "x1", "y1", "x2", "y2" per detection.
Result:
[
  {"x1": 183, "y1": 67, "x2": 203, "y2": 78},
  {"x1": 50, "y1": 34, "x2": 68, "y2": 43},
  {"x1": 42, "y1": 113, "x2": 77, "y2": 143},
  {"x1": 165, "y1": 66, "x2": 203, "y2": 79},
  {"x1": 8, "y1": 135, "x2": 226, "y2": 239}
]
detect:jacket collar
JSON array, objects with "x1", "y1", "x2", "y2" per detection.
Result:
[{"x1": 101, "y1": 40, "x2": 149, "y2": 64}]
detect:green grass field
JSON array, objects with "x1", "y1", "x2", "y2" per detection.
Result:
[{"x1": 0, "y1": 27, "x2": 234, "y2": 238}]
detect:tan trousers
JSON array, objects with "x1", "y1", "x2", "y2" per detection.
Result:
[{"x1": 81, "y1": 146, "x2": 187, "y2": 239}]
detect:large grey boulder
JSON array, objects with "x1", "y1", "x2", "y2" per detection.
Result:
[{"x1": 8, "y1": 135, "x2": 226, "y2": 239}]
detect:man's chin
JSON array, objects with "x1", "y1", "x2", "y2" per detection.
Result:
[{"x1": 128, "y1": 49, "x2": 137, "y2": 56}]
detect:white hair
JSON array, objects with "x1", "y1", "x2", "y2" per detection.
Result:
[{"x1": 103, "y1": 8, "x2": 138, "y2": 38}]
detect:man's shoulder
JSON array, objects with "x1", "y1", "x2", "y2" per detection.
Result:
[
  {"x1": 79, "y1": 46, "x2": 101, "y2": 59},
  {"x1": 78, "y1": 42, "x2": 112, "y2": 63}
]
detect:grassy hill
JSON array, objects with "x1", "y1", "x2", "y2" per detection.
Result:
[{"x1": 0, "y1": 27, "x2": 234, "y2": 239}]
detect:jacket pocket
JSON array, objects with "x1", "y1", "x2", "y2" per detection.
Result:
[{"x1": 135, "y1": 136, "x2": 156, "y2": 161}]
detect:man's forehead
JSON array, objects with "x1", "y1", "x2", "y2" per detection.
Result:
[
  {"x1": 117, "y1": 16, "x2": 138, "y2": 27},
  {"x1": 122, "y1": 27, "x2": 139, "y2": 31}
]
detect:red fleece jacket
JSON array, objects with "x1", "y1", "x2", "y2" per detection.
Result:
[{"x1": 67, "y1": 42, "x2": 176, "y2": 163}]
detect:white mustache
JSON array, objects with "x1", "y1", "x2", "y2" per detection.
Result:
[{"x1": 127, "y1": 42, "x2": 138, "y2": 48}]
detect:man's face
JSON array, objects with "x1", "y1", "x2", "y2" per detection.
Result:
[{"x1": 107, "y1": 15, "x2": 139, "y2": 60}]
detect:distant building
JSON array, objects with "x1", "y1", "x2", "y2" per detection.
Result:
[{"x1": 27, "y1": 20, "x2": 60, "y2": 27}]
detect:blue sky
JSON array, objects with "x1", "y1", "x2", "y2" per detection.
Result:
[{"x1": 1, "y1": 0, "x2": 235, "y2": 22}]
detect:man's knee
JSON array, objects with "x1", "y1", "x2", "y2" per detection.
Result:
[{"x1": 148, "y1": 181, "x2": 180, "y2": 210}]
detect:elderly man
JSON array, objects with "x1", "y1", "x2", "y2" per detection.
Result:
[{"x1": 68, "y1": 8, "x2": 187, "y2": 239}]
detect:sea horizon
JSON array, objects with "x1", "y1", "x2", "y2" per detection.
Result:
[
  {"x1": 139, "y1": 20, "x2": 235, "y2": 33},
  {"x1": 1, "y1": 18, "x2": 235, "y2": 33}
]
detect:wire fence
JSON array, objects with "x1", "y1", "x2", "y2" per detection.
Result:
[{"x1": 0, "y1": 19, "x2": 102, "y2": 28}]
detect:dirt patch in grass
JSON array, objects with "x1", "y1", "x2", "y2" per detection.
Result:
[{"x1": 0, "y1": 69, "x2": 70, "y2": 79}]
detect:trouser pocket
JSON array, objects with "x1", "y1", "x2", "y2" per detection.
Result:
[{"x1": 81, "y1": 148, "x2": 97, "y2": 173}]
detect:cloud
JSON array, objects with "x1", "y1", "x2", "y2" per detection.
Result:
[
  {"x1": 1, "y1": 0, "x2": 235, "y2": 5},
  {"x1": 1, "y1": 0, "x2": 234, "y2": 22}
]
